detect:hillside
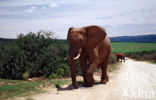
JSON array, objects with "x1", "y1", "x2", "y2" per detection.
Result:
[
  {"x1": 1, "y1": 34, "x2": 156, "y2": 44},
  {"x1": 0, "y1": 38, "x2": 16, "y2": 44},
  {"x1": 110, "y1": 34, "x2": 156, "y2": 42}
]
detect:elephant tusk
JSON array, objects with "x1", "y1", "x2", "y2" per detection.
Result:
[
  {"x1": 73, "y1": 53, "x2": 81, "y2": 60},
  {"x1": 64, "y1": 56, "x2": 68, "y2": 60}
]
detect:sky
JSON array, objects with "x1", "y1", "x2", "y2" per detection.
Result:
[{"x1": 0, "y1": 0, "x2": 156, "y2": 39}]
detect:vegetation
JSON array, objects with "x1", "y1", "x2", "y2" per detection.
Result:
[
  {"x1": 111, "y1": 42, "x2": 156, "y2": 53},
  {"x1": 0, "y1": 31, "x2": 70, "y2": 80},
  {"x1": 126, "y1": 50, "x2": 156, "y2": 62},
  {"x1": 0, "y1": 38, "x2": 15, "y2": 45},
  {"x1": 0, "y1": 78, "x2": 69, "y2": 100},
  {"x1": 111, "y1": 42, "x2": 156, "y2": 62}
]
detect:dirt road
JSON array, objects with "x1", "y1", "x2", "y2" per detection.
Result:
[{"x1": 17, "y1": 60, "x2": 156, "y2": 100}]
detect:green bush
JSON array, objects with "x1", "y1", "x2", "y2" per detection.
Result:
[
  {"x1": 109, "y1": 54, "x2": 117, "y2": 64},
  {"x1": 126, "y1": 50, "x2": 156, "y2": 61},
  {"x1": 48, "y1": 68, "x2": 65, "y2": 79},
  {"x1": 0, "y1": 31, "x2": 69, "y2": 79},
  {"x1": 22, "y1": 72, "x2": 29, "y2": 79}
]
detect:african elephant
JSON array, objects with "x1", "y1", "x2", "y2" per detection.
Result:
[
  {"x1": 115, "y1": 53, "x2": 125, "y2": 62},
  {"x1": 67, "y1": 25, "x2": 111, "y2": 89}
]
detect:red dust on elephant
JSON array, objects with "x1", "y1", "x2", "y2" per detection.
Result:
[{"x1": 67, "y1": 25, "x2": 111, "y2": 89}]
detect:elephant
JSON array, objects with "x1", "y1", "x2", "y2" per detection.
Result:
[
  {"x1": 115, "y1": 53, "x2": 125, "y2": 62},
  {"x1": 67, "y1": 25, "x2": 111, "y2": 89}
]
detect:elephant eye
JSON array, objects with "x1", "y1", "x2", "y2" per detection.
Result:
[
  {"x1": 79, "y1": 31, "x2": 83, "y2": 34},
  {"x1": 80, "y1": 40, "x2": 82, "y2": 44}
]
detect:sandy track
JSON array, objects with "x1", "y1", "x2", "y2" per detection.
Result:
[{"x1": 16, "y1": 60, "x2": 156, "y2": 100}]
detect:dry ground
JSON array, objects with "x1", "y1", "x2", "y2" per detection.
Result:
[{"x1": 16, "y1": 59, "x2": 156, "y2": 100}]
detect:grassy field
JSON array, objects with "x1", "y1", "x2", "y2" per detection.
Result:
[
  {"x1": 111, "y1": 42, "x2": 156, "y2": 62},
  {"x1": 111, "y1": 42, "x2": 156, "y2": 53},
  {"x1": 0, "y1": 78, "x2": 70, "y2": 100}
]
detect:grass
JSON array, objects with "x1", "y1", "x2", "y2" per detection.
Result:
[
  {"x1": 111, "y1": 42, "x2": 156, "y2": 63},
  {"x1": 111, "y1": 42, "x2": 156, "y2": 53},
  {"x1": 25, "y1": 97, "x2": 34, "y2": 100},
  {"x1": 108, "y1": 62, "x2": 121, "y2": 72},
  {"x1": 0, "y1": 79, "x2": 70, "y2": 100},
  {"x1": 151, "y1": 62, "x2": 156, "y2": 64}
]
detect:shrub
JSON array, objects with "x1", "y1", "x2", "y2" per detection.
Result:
[
  {"x1": 126, "y1": 50, "x2": 156, "y2": 62},
  {"x1": 0, "y1": 31, "x2": 69, "y2": 79},
  {"x1": 109, "y1": 54, "x2": 117, "y2": 64},
  {"x1": 48, "y1": 68, "x2": 65, "y2": 79},
  {"x1": 22, "y1": 72, "x2": 29, "y2": 80}
]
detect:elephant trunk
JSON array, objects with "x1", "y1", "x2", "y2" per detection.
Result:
[
  {"x1": 69, "y1": 48, "x2": 82, "y2": 60},
  {"x1": 69, "y1": 48, "x2": 82, "y2": 88},
  {"x1": 70, "y1": 58, "x2": 78, "y2": 89}
]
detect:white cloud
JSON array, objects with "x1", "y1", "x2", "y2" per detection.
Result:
[
  {"x1": 23, "y1": 6, "x2": 38, "y2": 13},
  {"x1": 24, "y1": 9, "x2": 34, "y2": 13},
  {"x1": 49, "y1": 4, "x2": 59, "y2": 8},
  {"x1": 30, "y1": 6, "x2": 37, "y2": 9},
  {"x1": 41, "y1": 6, "x2": 46, "y2": 10},
  {"x1": 135, "y1": 18, "x2": 146, "y2": 21},
  {"x1": 24, "y1": 6, "x2": 37, "y2": 13}
]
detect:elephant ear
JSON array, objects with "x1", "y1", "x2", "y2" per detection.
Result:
[
  {"x1": 67, "y1": 27, "x2": 73, "y2": 40},
  {"x1": 85, "y1": 25, "x2": 106, "y2": 49}
]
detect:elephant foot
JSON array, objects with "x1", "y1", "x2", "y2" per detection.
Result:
[
  {"x1": 86, "y1": 73, "x2": 95, "y2": 87},
  {"x1": 101, "y1": 78, "x2": 109, "y2": 84},
  {"x1": 83, "y1": 81, "x2": 94, "y2": 87},
  {"x1": 73, "y1": 84, "x2": 79, "y2": 89},
  {"x1": 82, "y1": 81, "x2": 88, "y2": 87},
  {"x1": 86, "y1": 82, "x2": 94, "y2": 87}
]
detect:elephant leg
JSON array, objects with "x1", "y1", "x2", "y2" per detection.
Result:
[
  {"x1": 101, "y1": 53, "x2": 110, "y2": 84},
  {"x1": 101, "y1": 64, "x2": 109, "y2": 84},
  {"x1": 80, "y1": 55, "x2": 88, "y2": 87},
  {"x1": 86, "y1": 59, "x2": 99, "y2": 87}
]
